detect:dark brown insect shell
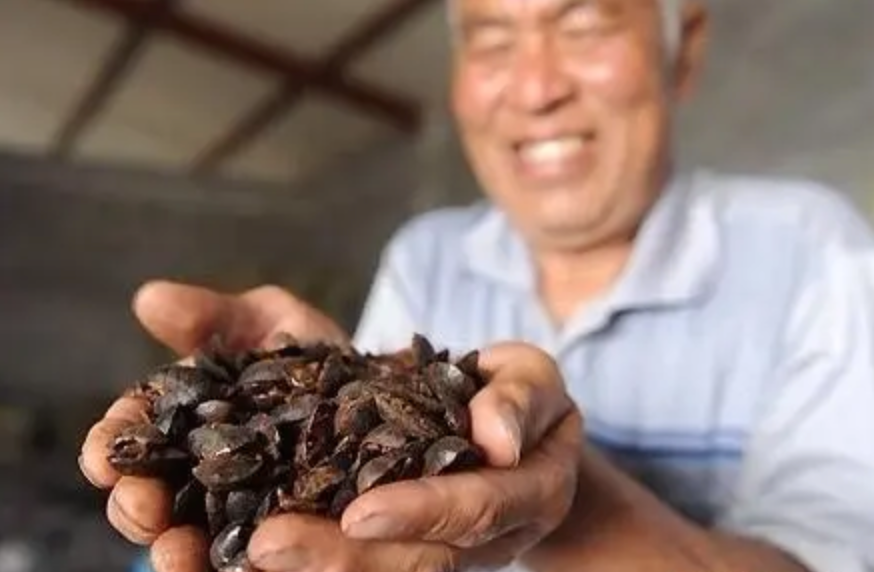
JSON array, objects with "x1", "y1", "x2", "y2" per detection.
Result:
[
  {"x1": 372, "y1": 392, "x2": 446, "y2": 441},
  {"x1": 192, "y1": 453, "x2": 264, "y2": 492},
  {"x1": 422, "y1": 436, "x2": 483, "y2": 477},
  {"x1": 187, "y1": 423, "x2": 260, "y2": 461},
  {"x1": 210, "y1": 522, "x2": 254, "y2": 571}
]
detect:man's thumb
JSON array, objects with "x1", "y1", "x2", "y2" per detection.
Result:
[{"x1": 132, "y1": 280, "x2": 233, "y2": 356}]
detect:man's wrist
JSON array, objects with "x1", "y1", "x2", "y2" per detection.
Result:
[
  {"x1": 519, "y1": 444, "x2": 645, "y2": 569},
  {"x1": 520, "y1": 442, "x2": 735, "y2": 572},
  {"x1": 519, "y1": 444, "x2": 810, "y2": 572}
]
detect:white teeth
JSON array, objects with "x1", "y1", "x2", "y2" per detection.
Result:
[{"x1": 518, "y1": 137, "x2": 584, "y2": 164}]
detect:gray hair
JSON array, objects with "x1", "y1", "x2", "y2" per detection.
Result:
[
  {"x1": 447, "y1": 0, "x2": 686, "y2": 58},
  {"x1": 660, "y1": 0, "x2": 684, "y2": 58}
]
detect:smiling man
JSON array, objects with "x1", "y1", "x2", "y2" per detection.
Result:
[
  {"x1": 351, "y1": 0, "x2": 874, "y2": 569},
  {"x1": 82, "y1": 0, "x2": 874, "y2": 571}
]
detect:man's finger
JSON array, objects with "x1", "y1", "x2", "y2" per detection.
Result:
[
  {"x1": 461, "y1": 525, "x2": 545, "y2": 571},
  {"x1": 341, "y1": 411, "x2": 582, "y2": 546},
  {"x1": 80, "y1": 397, "x2": 150, "y2": 488},
  {"x1": 149, "y1": 526, "x2": 210, "y2": 572},
  {"x1": 342, "y1": 468, "x2": 538, "y2": 548},
  {"x1": 81, "y1": 418, "x2": 132, "y2": 488},
  {"x1": 105, "y1": 395, "x2": 151, "y2": 422},
  {"x1": 133, "y1": 280, "x2": 349, "y2": 356},
  {"x1": 132, "y1": 280, "x2": 235, "y2": 355},
  {"x1": 239, "y1": 285, "x2": 350, "y2": 348},
  {"x1": 106, "y1": 476, "x2": 174, "y2": 545},
  {"x1": 248, "y1": 513, "x2": 456, "y2": 572},
  {"x1": 470, "y1": 342, "x2": 575, "y2": 467},
  {"x1": 247, "y1": 513, "x2": 339, "y2": 571}
]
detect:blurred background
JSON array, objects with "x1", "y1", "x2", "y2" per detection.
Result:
[{"x1": 0, "y1": 0, "x2": 871, "y2": 570}]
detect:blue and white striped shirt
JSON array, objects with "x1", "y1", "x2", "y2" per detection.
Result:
[{"x1": 353, "y1": 169, "x2": 874, "y2": 572}]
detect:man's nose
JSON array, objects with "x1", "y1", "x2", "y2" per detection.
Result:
[{"x1": 506, "y1": 39, "x2": 575, "y2": 115}]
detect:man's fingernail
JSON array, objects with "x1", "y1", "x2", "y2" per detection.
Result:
[
  {"x1": 499, "y1": 403, "x2": 523, "y2": 466},
  {"x1": 342, "y1": 514, "x2": 401, "y2": 540},
  {"x1": 250, "y1": 548, "x2": 309, "y2": 571}
]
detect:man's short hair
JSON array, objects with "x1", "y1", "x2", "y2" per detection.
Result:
[
  {"x1": 446, "y1": 0, "x2": 685, "y2": 58},
  {"x1": 660, "y1": 0, "x2": 684, "y2": 58}
]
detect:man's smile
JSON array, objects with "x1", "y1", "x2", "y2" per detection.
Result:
[{"x1": 510, "y1": 131, "x2": 598, "y2": 184}]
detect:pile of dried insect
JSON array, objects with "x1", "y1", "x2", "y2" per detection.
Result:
[{"x1": 107, "y1": 333, "x2": 486, "y2": 571}]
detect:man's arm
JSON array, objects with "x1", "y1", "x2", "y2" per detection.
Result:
[
  {"x1": 524, "y1": 220, "x2": 874, "y2": 572},
  {"x1": 523, "y1": 445, "x2": 808, "y2": 572}
]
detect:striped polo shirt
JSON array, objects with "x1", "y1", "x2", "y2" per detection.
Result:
[{"x1": 352, "y1": 169, "x2": 874, "y2": 572}]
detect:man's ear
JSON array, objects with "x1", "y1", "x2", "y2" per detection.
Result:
[{"x1": 672, "y1": 1, "x2": 710, "y2": 100}]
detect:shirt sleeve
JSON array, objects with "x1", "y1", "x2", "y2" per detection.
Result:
[
  {"x1": 715, "y1": 225, "x2": 874, "y2": 571},
  {"x1": 351, "y1": 221, "x2": 427, "y2": 355}
]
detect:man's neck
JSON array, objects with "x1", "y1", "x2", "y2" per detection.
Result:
[{"x1": 535, "y1": 242, "x2": 634, "y2": 326}]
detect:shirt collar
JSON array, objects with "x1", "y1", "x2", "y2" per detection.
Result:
[
  {"x1": 462, "y1": 202, "x2": 536, "y2": 290},
  {"x1": 461, "y1": 170, "x2": 720, "y2": 313}
]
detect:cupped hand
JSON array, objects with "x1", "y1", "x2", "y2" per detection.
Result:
[
  {"x1": 78, "y1": 279, "x2": 348, "y2": 572},
  {"x1": 245, "y1": 342, "x2": 583, "y2": 572}
]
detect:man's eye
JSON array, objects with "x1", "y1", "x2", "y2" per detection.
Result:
[{"x1": 465, "y1": 28, "x2": 513, "y2": 56}]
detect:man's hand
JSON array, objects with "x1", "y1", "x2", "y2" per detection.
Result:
[
  {"x1": 129, "y1": 279, "x2": 349, "y2": 355},
  {"x1": 79, "y1": 280, "x2": 583, "y2": 572},
  {"x1": 244, "y1": 343, "x2": 583, "y2": 572},
  {"x1": 78, "y1": 280, "x2": 349, "y2": 572}
]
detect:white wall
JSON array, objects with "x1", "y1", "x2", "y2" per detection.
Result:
[{"x1": 674, "y1": 0, "x2": 874, "y2": 209}]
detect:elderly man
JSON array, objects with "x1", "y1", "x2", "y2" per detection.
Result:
[{"x1": 80, "y1": 0, "x2": 874, "y2": 571}]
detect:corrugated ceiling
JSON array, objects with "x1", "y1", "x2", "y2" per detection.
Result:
[{"x1": 0, "y1": 0, "x2": 446, "y2": 184}]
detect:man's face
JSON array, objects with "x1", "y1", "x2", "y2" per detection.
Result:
[{"x1": 451, "y1": 0, "x2": 704, "y2": 252}]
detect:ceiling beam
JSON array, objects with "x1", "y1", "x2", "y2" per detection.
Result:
[
  {"x1": 193, "y1": 0, "x2": 438, "y2": 173},
  {"x1": 323, "y1": 0, "x2": 439, "y2": 67},
  {"x1": 64, "y1": 0, "x2": 420, "y2": 136},
  {"x1": 51, "y1": 0, "x2": 179, "y2": 159},
  {"x1": 192, "y1": 82, "x2": 305, "y2": 173}
]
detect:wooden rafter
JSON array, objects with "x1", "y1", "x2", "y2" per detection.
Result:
[
  {"x1": 193, "y1": 0, "x2": 438, "y2": 172},
  {"x1": 51, "y1": 0, "x2": 179, "y2": 159},
  {"x1": 63, "y1": 0, "x2": 421, "y2": 139}
]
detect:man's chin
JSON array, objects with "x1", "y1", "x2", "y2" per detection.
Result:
[{"x1": 525, "y1": 219, "x2": 603, "y2": 251}]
